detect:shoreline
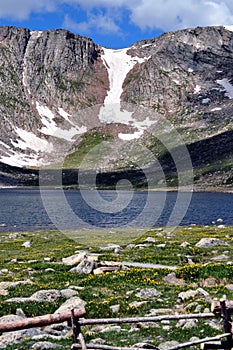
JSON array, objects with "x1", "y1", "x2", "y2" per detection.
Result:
[{"x1": 1, "y1": 185, "x2": 233, "y2": 194}]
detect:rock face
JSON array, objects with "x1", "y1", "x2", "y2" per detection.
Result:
[{"x1": 1, "y1": 25, "x2": 233, "y2": 188}]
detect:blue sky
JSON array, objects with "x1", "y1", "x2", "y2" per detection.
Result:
[{"x1": 0, "y1": 0, "x2": 233, "y2": 48}]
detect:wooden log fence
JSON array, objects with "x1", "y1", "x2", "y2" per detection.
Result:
[{"x1": 0, "y1": 299, "x2": 232, "y2": 350}]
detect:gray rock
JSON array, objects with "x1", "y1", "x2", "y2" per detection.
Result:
[
  {"x1": 125, "y1": 244, "x2": 136, "y2": 250},
  {"x1": 146, "y1": 308, "x2": 173, "y2": 316},
  {"x1": 110, "y1": 304, "x2": 120, "y2": 313},
  {"x1": 0, "y1": 314, "x2": 25, "y2": 323},
  {"x1": 163, "y1": 272, "x2": 185, "y2": 285},
  {"x1": 0, "y1": 328, "x2": 46, "y2": 348},
  {"x1": 55, "y1": 297, "x2": 86, "y2": 313},
  {"x1": 90, "y1": 338, "x2": 105, "y2": 344},
  {"x1": 129, "y1": 301, "x2": 148, "y2": 308},
  {"x1": 62, "y1": 251, "x2": 88, "y2": 266},
  {"x1": 99, "y1": 244, "x2": 122, "y2": 251},
  {"x1": 6, "y1": 288, "x2": 77, "y2": 303},
  {"x1": 6, "y1": 289, "x2": 62, "y2": 303},
  {"x1": 159, "y1": 341, "x2": 180, "y2": 350},
  {"x1": 195, "y1": 238, "x2": 229, "y2": 248},
  {"x1": 93, "y1": 266, "x2": 119, "y2": 275},
  {"x1": 225, "y1": 284, "x2": 233, "y2": 291},
  {"x1": 177, "y1": 319, "x2": 198, "y2": 329},
  {"x1": 32, "y1": 289, "x2": 62, "y2": 302},
  {"x1": 211, "y1": 254, "x2": 229, "y2": 261},
  {"x1": 200, "y1": 277, "x2": 217, "y2": 287},
  {"x1": 60, "y1": 288, "x2": 78, "y2": 299},
  {"x1": 144, "y1": 237, "x2": 156, "y2": 243},
  {"x1": 178, "y1": 288, "x2": 210, "y2": 302},
  {"x1": 180, "y1": 242, "x2": 190, "y2": 247},
  {"x1": 22, "y1": 240, "x2": 33, "y2": 248},
  {"x1": 205, "y1": 320, "x2": 222, "y2": 331},
  {"x1": 136, "y1": 288, "x2": 161, "y2": 299},
  {"x1": 31, "y1": 341, "x2": 62, "y2": 349},
  {"x1": 69, "y1": 259, "x2": 95, "y2": 274},
  {"x1": 99, "y1": 325, "x2": 121, "y2": 333}
]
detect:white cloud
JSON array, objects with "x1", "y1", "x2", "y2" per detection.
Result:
[
  {"x1": 0, "y1": 0, "x2": 55, "y2": 20},
  {"x1": 63, "y1": 12, "x2": 121, "y2": 35},
  {"x1": 1, "y1": 0, "x2": 233, "y2": 35},
  {"x1": 62, "y1": 0, "x2": 233, "y2": 34},
  {"x1": 129, "y1": 0, "x2": 233, "y2": 31}
]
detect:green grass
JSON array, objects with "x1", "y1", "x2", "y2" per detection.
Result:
[{"x1": 1, "y1": 226, "x2": 233, "y2": 348}]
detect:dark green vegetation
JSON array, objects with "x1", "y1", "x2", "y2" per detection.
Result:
[{"x1": 1, "y1": 226, "x2": 233, "y2": 348}]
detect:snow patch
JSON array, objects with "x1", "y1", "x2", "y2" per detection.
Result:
[
  {"x1": 99, "y1": 48, "x2": 150, "y2": 125},
  {"x1": 0, "y1": 141, "x2": 10, "y2": 150},
  {"x1": 194, "y1": 85, "x2": 201, "y2": 94},
  {"x1": 216, "y1": 78, "x2": 233, "y2": 99},
  {"x1": 58, "y1": 108, "x2": 71, "y2": 121},
  {"x1": 118, "y1": 129, "x2": 144, "y2": 140},
  {"x1": 224, "y1": 25, "x2": 233, "y2": 32},
  {"x1": 36, "y1": 102, "x2": 87, "y2": 141},
  {"x1": 30, "y1": 30, "x2": 43, "y2": 39},
  {"x1": 141, "y1": 43, "x2": 152, "y2": 48},
  {"x1": 211, "y1": 107, "x2": 222, "y2": 112},
  {"x1": 12, "y1": 127, "x2": 52, "y2": 153},
  {"x1": 1, "y1": 151, "x2": 42, "y2": 167}
]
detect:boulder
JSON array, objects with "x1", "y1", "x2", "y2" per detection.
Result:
[
  {"x1": 178, "y1": 287, "x2": 210, "y2": 302},
  {"x1": 211, "y1": 254, "x2": 229, "y2": 261},
  {"x1": 0, "y1": 328, "x2": 46, "y2": 348},
  {"x1": 129, "y1": 301, "x2": 148, "y2": 308},
  {"x1": 195, "y1": 238, "x2": 229, "y2": 248},
  {"x1": 55, "y1": 297, "x2": 86, "y2": 314},
  {"x1": 158, "y1": 341, "x2": 180, "y2": 350},
  {"x1": 163, "y1": 272, "x2": 185, "y2": 285},
  {"x1": 22, "y1": 241, "x2": 33, "y2": 248},
  {"x1": 69, "y1": 259, "x2": 95, "y2": 274},
  {"x1": 6, "y1": 288, "x2": 77, "y2": 303},
  {"x1": 135, "y1": 288, "x2": 161, "y2": 299},
  {"x1": 31, "y1": 342, "x2": 62, "y2": 349},
  {"x1": 110, "y1": 304, "x2": 120, "y2": 313},
  {"x1": 62, "y1": 251, "x2": 88, "y2": 266}
]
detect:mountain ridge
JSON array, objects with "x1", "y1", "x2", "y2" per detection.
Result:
[{"x1": 0, "y1": 25, "x2": 233, "y2": 189}]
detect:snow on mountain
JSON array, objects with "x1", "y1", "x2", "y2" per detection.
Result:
[
  {"x1": 216, "y1": 78, "x2": 233, "y2": 99},
  {"x1": 99, "y1": 47, "x2": 151, "y2": 139}
]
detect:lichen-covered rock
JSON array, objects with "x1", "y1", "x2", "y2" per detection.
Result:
[
  {"x1": 54, "y1": 297, "x2": 86, "y2": 313},
  {"x1": 135, "y1": 288, "x2": 161, "y2": 299},
  {"x1": 31, "y1": 342, "x2": 62, "y2": 349},
  {"x1": 195, "y1": 238, "x2": 229, "y2": 248}
]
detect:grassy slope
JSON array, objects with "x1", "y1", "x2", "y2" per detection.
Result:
[{"x1": 1, "y1": 226, "x2": 233, "y2": 348}]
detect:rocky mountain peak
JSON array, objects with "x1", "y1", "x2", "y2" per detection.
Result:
[{"x1": 0, "y1": 25, "x2": 233, "y2": 189}]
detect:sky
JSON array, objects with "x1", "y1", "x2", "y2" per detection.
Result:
[{"x1": 0, "y1": 1, "x2": 233, "y2": 48}]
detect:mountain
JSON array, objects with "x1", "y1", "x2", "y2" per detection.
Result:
[{"x1": 0, "y1": 25, "x2": 233, "y2": 190}]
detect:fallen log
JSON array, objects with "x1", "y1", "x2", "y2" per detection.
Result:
[{"x1": 0, "y1": 307, "x2": 86, "y2": 333}]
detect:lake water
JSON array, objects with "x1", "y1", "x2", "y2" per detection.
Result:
[{"x1": 0, "y1": 188, "x2": 233, "y2": 232}]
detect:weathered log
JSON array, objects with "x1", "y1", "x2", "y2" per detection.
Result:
[
  {"x1": 165, "y1": 333, "x2": 231, "y2": 350},
  {"x1": 0, "y1": 307, "x2": 86, "y2": 333},
  {"x1": 220, "y1": 299, "x2": 233, "y2": 346},
  {"x1": 79, "y1": 312, "x2": 215, "y2": 326},
  {"x1": 72, "y1": 335, "x2": 231, "y2": 350}
]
